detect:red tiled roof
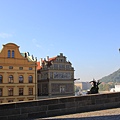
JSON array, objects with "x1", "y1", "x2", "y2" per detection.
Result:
[
  {"x1": 49, "y1": 56, "x2": 57, "y2": 61},
  {"x1": 37, "y1": 56, "x2": 57, "y2": 70},
  {"x1": 37, "y1": 61, "x2": 42, "y2": 70}
]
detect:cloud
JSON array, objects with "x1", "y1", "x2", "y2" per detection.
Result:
[
  {"x1": 36, "y1": 44, "x2": 42, "y2": 48},
  {"x1": 32, "y1": 39, "x2": 54, "y2": 53},
  {"x1": 32, "y1": 38, "x2": 37, "y2": 43},
  {"x1": 0, "y1": 33, "x2": 13, "y2": 38},
  {"x1": 32, "y1": 38, "x2": 42, "y2": 48}
]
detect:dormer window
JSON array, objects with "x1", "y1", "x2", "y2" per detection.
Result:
[
  {"x1": 8, "y1": 50, "x2": 11, "y2": 58},
  {"x1": 12, "y1": 50, "x2": 15, "y2": 58}
]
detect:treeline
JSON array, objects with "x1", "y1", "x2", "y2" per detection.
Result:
[{"x1": 99, "y1": 82, "x2": 115, "y2": 91}]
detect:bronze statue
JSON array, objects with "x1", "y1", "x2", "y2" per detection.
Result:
[{"x1": 87, "y1": 79, "x2": 101, "y2": 94}]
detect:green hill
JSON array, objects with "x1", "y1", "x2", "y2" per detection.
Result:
[{"x1": 99, "y1": 69, "x2": 120, "y2": 83}]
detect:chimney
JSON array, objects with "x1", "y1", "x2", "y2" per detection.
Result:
[
  {"x1": 60, "y1": 53, "x2": 63, "y2": 56},
  {"x1": 35, "y1": 57, "x2": 37, "y2": 61},
  {"x1": 25, "y1": 52, "x2": 27, "y2": 58},
  {"x1": 27, "y1": 52, "x2": 30, "y2": 56},
  {"x1": 46, "y1": 56, "x2": 49, "y2": 61},
  {"x1": 40, "y1": 58, "x2": 43, "y2": 66}
]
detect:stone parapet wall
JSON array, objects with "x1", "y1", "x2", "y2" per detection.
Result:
[{"x1": 0, "y1": 92, "x2": 120, "y2": 120}]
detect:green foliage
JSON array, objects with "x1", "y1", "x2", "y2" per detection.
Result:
[{"x1": 99, "y1": 83, "x2": 115, "y2": 91}]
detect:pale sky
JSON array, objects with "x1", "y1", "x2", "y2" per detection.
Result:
[{"x1": 0, "y1": 0, "x2": 120, "y2": 81}]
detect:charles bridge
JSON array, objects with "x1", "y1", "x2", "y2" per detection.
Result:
[{"x1": 0, "y1": 92, "x2": 120, "y2": 120}]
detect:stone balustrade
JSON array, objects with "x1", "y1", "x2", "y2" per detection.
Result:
[{"x1": 0, "y1": 92, "x2": 120, "y2": 120}]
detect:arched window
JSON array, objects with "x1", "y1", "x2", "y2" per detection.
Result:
[
  {"x1": 28, "y1": 75, "x2": 33, "y2": 83},
  {"x1": 12, "y1": 50, "x2": 15, "y2": 58},
  {"x1": 19, "y1": 75, "x2": 24, "y2": 83},
  {"x1": 8, "y1": 50, "x2": 11, "y2": 58},
  {"x1": 0, "y1": 75, "x2": 3, "y2": 83},
  {"x1": 9, "y1": 75, "x2": 13, "y2": 83}
]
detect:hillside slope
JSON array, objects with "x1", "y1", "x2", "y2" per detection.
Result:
[{"x1": 99, "y1": 69, "x2": 120, "y2": 83}]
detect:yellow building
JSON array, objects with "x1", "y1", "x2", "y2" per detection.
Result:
[
  {"x1": 37, "y1": 53, "x2": 75, "y2": 98},
  {"x1": 0, "y1": 43, "x2": 37, "y2": 103}
]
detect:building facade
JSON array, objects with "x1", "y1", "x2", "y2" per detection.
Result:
[
  {"x1": 74, "y1": 81, "x2": 91, "y2": 91},
  {"x1": 0, "y1": 43, "x2": 37, "y2": 103},
  {"x1": 37, "y1": 53, "x2": 75, "y2": 98}
]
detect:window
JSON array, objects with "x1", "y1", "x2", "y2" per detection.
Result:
[
  {"x1": 0, "y1": 88, "x2": 2, "y2": 96},
  {"x1": 60, "y1": 86, "x2": 65, "y2": 93},
  {"x1": 8, "y1": 50, "x2": 11, "y2": 58},
  {"x1": 29, "y1": 88, "x2": 33, "y2": 95},
  {"x1": 19, "y1": 99, "x2": 24, "y2": 101},
  {"x1": 59, "y1": 64, "x2": 65, "y2": 69},
  {"x1": 9, "y1": 66, "x2": 13, "y2": 69},
  {"x1": 29, "y1": 67, "x2": 32, "y2": 70},
  {"x1": 59, "y1": 59, "x2": 63, "y2": 62},
  {"x1": 0, "y1": 75, "x2": 3, "y2": 83},
  {"x1": 54, "y1": 64, "x2": 58, "y2": 69},
  {"x1": 19, "y1": 67, "x2": 23, "y2": 70},
  {"x1": 8, "y1": 88, "x2": 13, "y2": 96},
  {"x1": 28, "y1": 99, "x2": 33, "y2": 101},
  {"x1": 12, "y1": 50, "x2": 15, "y2": 58},
  {"x1": 19, "y1": 75, "x2": 23, "y2": 83},
  {"x1": 9, "y1": 75, "x2": 13, "y2": 83},
  {"x1": 50, "y1": 72, "x2": 53, "y2": 79},
  {"x1": 28, "y1": 75, "x2": 33, "y2": 83},
  {"x1": 55, "y1": 59, "x2": 58, "y2": 62},
  {"x1": 19, "y1": 88, "x2": 23, "y2": 96},
  {"x1": 0, "y1": 66, "x2": 3, "y2": 69},
  {"x1": 66, "y1": 65, "x2": 70, "y2": 69},
  {"x1": 8, "y1": 100, "x2": 13, "y2": 102}
]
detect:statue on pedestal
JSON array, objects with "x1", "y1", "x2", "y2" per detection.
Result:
[{"x1": 87, "y1": 79, "x2": 101, "y2": 94}]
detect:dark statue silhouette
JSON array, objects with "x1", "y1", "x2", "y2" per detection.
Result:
[{"x1": 87, "y1": 79, "x2": 101, "y2": 94}]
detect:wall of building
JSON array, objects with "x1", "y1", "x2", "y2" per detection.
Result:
[
  {"x1": 37, "y1": 53, "x2": 75, "y2": 97},
  {"x1": 0, "y1": 43, "x2": 37, "y2": 103},
  {"x1": 0, "y1": 92, "x2": 120, "y2": 120}
]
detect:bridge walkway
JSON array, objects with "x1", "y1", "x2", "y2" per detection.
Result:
[{"x1": 40, "y1": 107, "x2": 120, "y2": 120}]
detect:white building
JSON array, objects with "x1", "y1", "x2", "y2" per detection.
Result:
[
  {"x1": 115, "y1": 85, "x2": 120, "y2": 92},
  {"x1": 110, "y1": 85, "x2": 120, "y2": 92}
]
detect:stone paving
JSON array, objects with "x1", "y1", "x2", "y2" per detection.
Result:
[{"x1": 40, "y1": 107, "x2": 120, "y2": 120}]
